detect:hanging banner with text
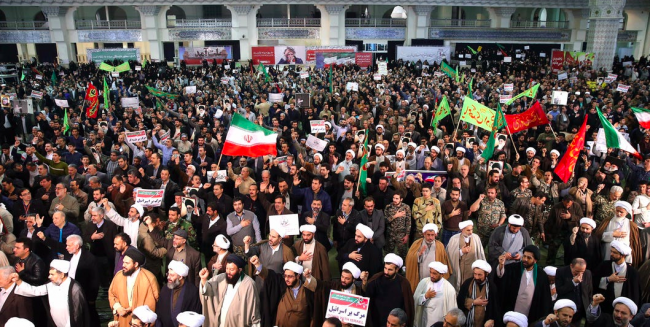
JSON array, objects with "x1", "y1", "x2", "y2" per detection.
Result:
[{"x1": 179, "y1": 46, "x2": 233, "y2": 65}]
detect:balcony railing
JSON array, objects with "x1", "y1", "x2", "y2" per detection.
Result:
[
  {"x1": 167, "y1": 18, "x2": 232, "y2": 28},
  {"x1": 0, "y1": 21, "x2": 48, "y2": 30},
  {"x1": 256, "y1": 18, "x2": 321, "y2": 27},
  {"x1": 75, "y1": 20, "x2": 141, "y2": 30},
  {"x1": 345, "y1": 18, "x2": 406, "y2": 27},
  {"x1": 430, "y1": 19, "x2": 492, "y2": 28},
  {"x1": 510, "y1": 20, "x2": 569, "y2": 29}
]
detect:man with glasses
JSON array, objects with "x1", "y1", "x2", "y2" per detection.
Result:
[{"x1": 12, "y1": 188, "x2": 46, "y2": 236}]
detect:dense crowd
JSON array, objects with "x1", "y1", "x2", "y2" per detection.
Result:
[{"x1": 0, "y1": 48, "x2": 648, "y2": 327}]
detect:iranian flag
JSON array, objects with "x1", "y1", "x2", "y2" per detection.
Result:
[
  {"x1": 222, "y1": 113, "x2": 278, "y2": 157},
  {"x1": 596, "y1": 108, "x2": 642, "y2": 160},
  {"x1": 632, "y1": 107, "x2": 650, "y2": 129}
]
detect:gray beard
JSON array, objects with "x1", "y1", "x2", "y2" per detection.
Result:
[{"x1": 166, "y1": 279, "x2": 181, "y2": 289}]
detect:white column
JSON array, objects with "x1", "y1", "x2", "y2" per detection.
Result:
[
  {"x1": 42, "y1": 6, "x2": 76, "y2": 65},
  {"x1": 226, "y1": 5, "x2": 260, "y2": 61},
  {"x1": 136, "y1": 5, "x2": 166, "y2": 61},
  {"x1": 492, "y1": 7, "x2": 516, "y2": 28},
  {"x1": 317, "y1": 5, "x2": 347, "y2": 47},
  {"x1": 406, "y1": 5, "x2": 433, "y2": 43},
  {"x1": 586, "y1": 0, "x2": 626, "y2": 70},
  {"x1": 570, "y1": 9, "x2": 590, "y2": 52}
]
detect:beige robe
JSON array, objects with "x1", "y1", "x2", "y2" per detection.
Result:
[
  {"x1": 108, "y1": 268, "x2": 160, "y2": 327},
  {"x1": 200, "y1": 273, "x2": 261, "y2": 327},
  {"x1": 413, "y1": 277, "x2": 458, "y2": 327},
  {"x1": 406, "y1": 239, "x2": 451, "y2": 292},
  {"x1": 446, "y1": 233, "x2": 486, "y2": 290}
]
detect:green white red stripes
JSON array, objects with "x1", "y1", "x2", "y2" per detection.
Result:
[{"x1": 222, "y1": 113, "x2": 278, "y2": 157}]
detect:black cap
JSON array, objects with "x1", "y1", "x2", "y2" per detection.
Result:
[
  {"x1": 523, "y1": 245, "x2": 541, "y2": 261},
  {"x1": 226, "y1": 254, "x2": 246, "y2": 269},
  {"x1": 173, "y1": 229, "x2": 188, "y2": 239},
  {"x1": 124, "y1": 247, "x2": 146, "y2": 266}
]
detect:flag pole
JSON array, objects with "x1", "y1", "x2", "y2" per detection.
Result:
[
  {"x1": 505, "y1": 123, "x2": 520, "y2": 159},
  {"x1": 547, "y1": 122, "x2": 559, "y2": 140},
  {"x1": 217, "y1": 153, "x2": 224, "y2": 169},
  {"x1": 452, "y1": 112, "x2": 463, "y2": 142}
]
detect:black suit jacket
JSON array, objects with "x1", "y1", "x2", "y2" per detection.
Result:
[
  {"x1": 0, "y1": 285, "x2": 33, "y2": 325},
  {"x1": 302, "y1": 210, "x2": 331, "y2": 252},
  {"x1": 555, "y1": 265, "x2": 592, "y2": 312},
  {"x1": 333, "y1": 209, "x2": 362, "y2": 249},
  {"x1": 191, "y1": 213, "x2": 228, "y2": 256},
  {"x1": 154, "y1": 179, "x2": 180, "y2": 210},
  {"x1": 155, "y1": 281, "x2": 202, "y2": 327},
  {"x1": 72, "y1": 249, "x2": 100, "y2": 301},
  {"x1": 83, "y1": 218, "x2": 119, "y2": 264}
]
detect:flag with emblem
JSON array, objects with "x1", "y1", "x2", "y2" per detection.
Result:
[
  {"x1": 222, "y1": 113, "x2": 278, "y2": 157},
  {"x1": 597, "y1": 107, "x2": 642, "y2": 160},
  {"x1": 85, "y1": 82, "x2": 99, "y2": 119},
  {"x1": 358, "y1": 130, "x2": 369, "y2": 196}
]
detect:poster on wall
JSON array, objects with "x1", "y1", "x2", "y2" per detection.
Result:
[
  {"x1": 179, "y1": 47, "x2": 233, "y2": 65},
  {"x1": 306, "y1": 46, "x2": 356, "y2": 63},
  {"x1": 396, "y1": 46, "x2": 451, "y2": 64},
  {"x1": 551, "y1": 50, "x2": 595, "y2": 73},
  {"x1": 355, "y1": 52, "x2": 373, "y2": 68},
  {"x1": 87, "y1": 48, "x2": 140, "y2": 64},
  {"x1": 274, "y1": 46, "x2": 306, "y2": 65}
]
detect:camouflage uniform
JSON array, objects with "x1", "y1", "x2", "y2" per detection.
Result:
[
  {"x1": 511, "y1": 198, "x2": 550, "y2": 244},
  {"x1": 411, "y1": 196, "x2": 442, "y2": 240},
  {"x1": 592, "y1": 195, "x2": 617, "y2": 225},
  {"x1": 384, "y1": 202, "x2": 412, "y2": 259},
  {"x1": 476, "y1": 198, "x2": 506, "y2": 245},
  {"x1": 165, "y1": 219, "x2": 198, "y2": 249},
  {"x1": 510, "y1": 188, "x2": 533, "y2": 201}
]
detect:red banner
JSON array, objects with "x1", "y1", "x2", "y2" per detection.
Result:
[
  {"x1": 555, "y1": 116, "x2": 587, "y2": 182},
  {"x1": 251, "y1": 46, "x2": 276, "y2": 65},
  {"x1": 551, "y1": 50, "x2": 564, "y2": 74},
  {"x1": 85, "y1": 83, "x2": 99, "y2": 118},
  {"x1": 355, "y1": 52, "x2": 373, "y2": 68},
  {"x1": 504, "y1": 101, "x2": 550, "y2": 134}
]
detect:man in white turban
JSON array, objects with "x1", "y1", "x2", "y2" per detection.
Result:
[
  {"x1": 487, "y1": 214, "x2": 533, "y2": 266},
  {"x1": 363, "y1": 253, "x2": 415, "y2": 327},
  {"x1": 414, "y1": 261, "x2": 458, "y2": 327},
  {"x1": 446, "y1": 220, "x2": 486, "y2": 290},
  {"x1": 109, "y1": 305, "x2": 158, "y2": 327},
  {"x1": 177, "y1": 311, "x2": 205, "y2": 327},
  {"x1": 564, "y1": 217, "x2": 602, "y2": 269},
  {"x1": 587, "y1": 294, "x2": 637, "y2": 327},
  {"x1": 533, "y1": 299, "x2": 577, "y2": 327},
  {"x1": 595, "y1": 201, "x2": 641, "y2": 265},
  {"x1": 457, "y1": 260, "x2": 500, "y2": 327},
  {"x1": 12, "y1": 259, "x2": 91, "y2": 327},
  {"x1": 592, "y1": 241, "x2": 640, "y2": 315},
  {"x1": 504, "y1": 311, "x2": 528, "y2": 327},
  {"x1": 156, "y1": 260, "x2": 201, "y2": 327},
  {"x1": 406, "y1": 223, "x2": 451, "y2": 292},
  {"x1": 293, "y1": 224, "x2": 330, "y2": 281}
]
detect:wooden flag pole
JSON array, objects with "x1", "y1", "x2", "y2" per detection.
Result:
[
  {"x1": 547, "y1": 122, "x2": 559, "y2": 140},
  {"x1": 505, "y1": 123, "x2": 520, "y2": 159}
]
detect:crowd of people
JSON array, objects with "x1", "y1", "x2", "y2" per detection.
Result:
[{"x1": 0, "y1": 46, "x2": 648, "y2": 327}]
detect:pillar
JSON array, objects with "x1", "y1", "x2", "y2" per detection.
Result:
[
  {"x1": 316, "y1": 5, "x2": 347, "y2": 47},
  {"x1": 226, "y1": 5, "x2": 259, "y2": 61},
  {"x1": 493, "y1": 7, "x2": 516, "y2": 28},
  {"x1": 136, "y1": 5, "x2": 165, "y2": 61},
  {"x1": 42, "y1": 6, "x2": 75, "y2": 65},
  {"x1": 570, "y1": 9, "x2": 590, "y2": 52},
  {"x1": 406, "y1": 5, "x2": 433, "y2": 43},
  {"x1": 586, "y1": 0, "x2": 626, "y2": 70}
]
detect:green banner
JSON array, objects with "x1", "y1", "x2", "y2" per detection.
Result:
[
  {"x1": 441, "y1": 62, "x2": 457, "y2": 80},
  {"x1": 87, "y1": 48, "x2": 139, "y2": 64}
]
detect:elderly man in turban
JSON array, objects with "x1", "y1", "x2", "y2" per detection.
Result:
[
  {"x1": 199, "y1": 254, "x2": 260, "y2": 327},
  {"x1": 12, "y1": 259, "x2": 91, "y2": 327},
  {"x1": 108, "y1": 305, "x2": 157, "y2": 327},
  {"x1": 487, "y1": 214, "x2": 533, "y2": 266},
  {"x1": 592, "y1": 241, "x2": 640, "y2": 314},
  {"x1": 207, "y1": 234, "x2": 231, "y2": 276},
  {"x1": 457, "y1": 260, "x2": 500, "y2": 327},
  {"x1": 414, "y1": 261, "x2": 458, "y2": 327},
  {"x1": 363, "y1": 253, "x2": 415, "y2": 327},
  {"x1": 446, "y1": 221, "x2": 485, "y2": 290},
  {"x1": 156, "y1": 260, "x2": 201, "y2": 327},
  {"x1": 496, "y1": 245, "x2": 553, "y2": 323},
  {"x1": 504, "y1": 311, "x2": 528, "y2": 327},
  {"x1": 293, "y1": 224, "x2": 330, "y2": 281},
  {"x1": 595, "y1": 201, "x2": 642, "y2": 266},
  {"x1": 534, "y1": 300, "x2": 577, "y2": 327},
  {"x1": 108, "y1": 247, "x2": 160, "y2": 327},
  {"x1": 587, "y1": 295, "x2": 637, "y2": 327},
  {"x1": 406, "y1": 224, "x2": 451, "y2": 292}
]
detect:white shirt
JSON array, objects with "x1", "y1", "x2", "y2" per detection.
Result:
[
  {"x1": 126, "y1": 268, "x2": 141, "y2": 308},
  {"x1": 208, "y1": 216, "x2": 220, "y2": 229},
  {"x1": 220, "y1": 279, "x2": 242, "y2": 326},
  {"x1": 106, "y1": 208, "x2": 139, "y2": 248},
  {"x1": 16, "y1": 277, "x2": 72, "y2": 327},
  {"x1": 69, "y1": 250, "x2": 82, "y2": 279}
]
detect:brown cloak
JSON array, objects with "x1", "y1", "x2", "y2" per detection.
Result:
[
  {"x1": 293, "y1": 239, "x2": 331, "y2": 282},
  {"x1": 595, "y1": 218, "x2": 643, "y2": 267},
  {"x1": 405, "y1": 238, "x2": 451, "y2": 292},
  {"x1": 108, "y1": 268, "x2": 160, "y2": 327}
]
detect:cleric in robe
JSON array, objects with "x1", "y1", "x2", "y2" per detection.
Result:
[
  {"x1": 406, "y1": 224, "x2": 451, "y2": 292},
  {"x1": 310, "y1": 262, "x2": 365, "y2": 327},
  {"x1": 456, "y1": 260, "x2": 501, "y2": 327},
  {"x1": 293, "y1": 224, "x2": 331, "y2": 281},
  {"x1": 563, "y1": 218, "x2": 602, "y2": 269},
  {"x1": 495, "y1": 245, "x2": 553, "y2": 323},
  {"x1": 446, "y1": 221, "x2": 485, "y2": 290},
  {"x1": 592, "y1": 241, "x2": 640, "y2": 314},
  {"x1": 595, "y1": 201, "x2": 642, "y2": 266},
  {"x1": 413, "y1": 261, "x2": 458, "y2": 327},
  {"x1": 364, "y1": 253, "x2": 415, "y2": 327},
  {"x1": 336, "y1": 223, "x2": 382, "y2": 276},
  {"x1": 199, "y1": 254, "x2": 261, "y2": 327},
  {"x1": 155, "y1": 261, "x2": 201, "y2": 327}
]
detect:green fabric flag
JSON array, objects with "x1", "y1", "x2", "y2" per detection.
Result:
[
  {"x1": 99, "y1": 62, "x2": 114, "y2": 72},
  {"x1": 258, "y1": 63, "x2": 271, "y2": 83},
  {"x1": 459, "y1": 97, "x2": 498, "y2": 131},
  {"x1": 145, "y1": 86, "x2": 179, "y2": 100},
  {"x1": 51, "y1": 71, "x2": 57, "y2": 84},
  {"x1": 496, "y1": 43, "x2": 505, "y2": 49},
  {"x1": 20, "y1": 71, "x2": 25, "y2": 81},
  {"x1": 455, "y1": 66, "x2": 460, "y2": 83},
  {"x1": 481, "y1": 104, "x2": 507, "y2": 160},
  {"x1": 468, "y1": 78, "x2": 474, "y2": 100},
  {"x1": 506, "y1": 83, "x2": 540, "y2": 106},
  {"x1": 441, "y1": 62, "x2": 457, "y2": 80},
  {"x1": 63, "y1": 108, "x2": 70, "y2": 135},
  {"x1": 103, "y1": 77, "x2": 110, "y2": 109},
  {"x1": 358, "y1": 129, "x2": 369, "y2": 196},
  {"x1": 432, "y1": 95, "x2": 451, "y2": 127},
  {"x1": 467, "y1": 46, "x2": 477, "y2": 55},
  {"x1": 142, "y1": 58, "x2": 147, "y2": 68},
  {"x1": 329, "y1": 64, "x2": 333, "y2": 93},
  {"x1": 114, "y1": 62, "x2": 130, "y2": 73}
]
